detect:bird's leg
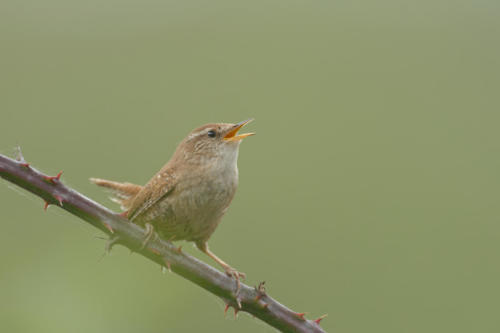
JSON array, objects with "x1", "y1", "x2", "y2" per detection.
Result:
[
  {"x1": 140, "y1": 223, "x2": 156, "y2": 250},
  {"x1": 197, "y1": 242, "x2": 246, "y2": 285}
]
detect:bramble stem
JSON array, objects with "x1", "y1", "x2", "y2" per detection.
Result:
[{"x1": 0, "y1": 153, "x2": 326, "y2": 333}]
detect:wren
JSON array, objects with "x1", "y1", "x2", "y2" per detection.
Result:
[{"x1": 91, "y1": 119, "x2": 255, "y2": 280}]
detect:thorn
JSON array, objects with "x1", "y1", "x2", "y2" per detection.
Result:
[
  {"x1": 105, "y1": 235, "x2": 120, "y2": 254},
  {"x1": 314, "y1": 314, "x2": 328, "y2": 325},
  {"x1": 43, "y1": 171, "x2": 63, "y2": 184},
  {"x1": 296, "y1": 312, "x2": 306, "y2": 320},
  {"x1": 148, "y1": 247, "x2": 160, "y2": 255},
  {"x1": 20, "y1": 163, "x2": 30, "y2": 169},
  {"x1": 15, "y1": 146, "x2": 26, "y2": 163},
  {"x1": 236, "y1": 298, "x2": 242, "y2": 309},
  {"x1": 102, "y1": 222, "x2": 114, "y2": 234},
  {"x1": 54, "y1": 195, "x2": 63, "y2": 206},
  {"x1": 43, "y1": 201, "x2": 49, "y2": 211},
  {"x1": 254, "y1": 281, "x2": 267, "y2": 301},
  {"x1": 176, "y1": 245, "x2": 182, "y2": 253},
  {"x1": 164, "y1": 259, "x2": 172, "y2": 273},
  {"x1": 233, "y1": 307, "x2": 239, "y2": 319},
  {"x1": 118, "y1": 211, "x2": 128, "y2": 218},
  {"x1": 262, "y1": 302, "x2": 269, "y2": 309},
  {"x1": 256, "y1": 281, "x2": 266, "y2": 294},
  {"x1": 224, "y1": 304, "x2": 230, "y2": 316}
]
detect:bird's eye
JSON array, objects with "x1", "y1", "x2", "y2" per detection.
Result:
[{"x1": 207, "y1": 130, "x2": 216, "y2": 138}]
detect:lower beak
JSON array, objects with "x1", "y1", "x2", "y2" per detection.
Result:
[{"x1": 224, "y1": 119, "x2": 255, "y2": 141}]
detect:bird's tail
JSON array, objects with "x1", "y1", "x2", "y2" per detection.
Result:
[{"x1": 90, "y1": 178, "x2": 142, "y2": 210}]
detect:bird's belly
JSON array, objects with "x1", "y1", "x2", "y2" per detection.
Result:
[{"x1": 155, "y1": 176, "x2": 237, "y2": 242}]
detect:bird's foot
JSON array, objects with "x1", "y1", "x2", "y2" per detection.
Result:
[
  {"x1": 140, "y1": 223, "x2": 156, "y2": 250},
  {"x1": 225, "y1": 267, "x2": 246, "y2": 295},
  {"x1": 225, "y1": 267, "x2": 246, "y2": 280}
]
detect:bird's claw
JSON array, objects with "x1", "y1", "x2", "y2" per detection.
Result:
[
  {"x1": 225, "y1": 267, "x2": 245, "y2": 280},
  {"x1": 225, "y1": 267, "x2": 246, "y2": 295},
  {"x1": 140, "y1": 223, "x2": 156, "y2": 250}
]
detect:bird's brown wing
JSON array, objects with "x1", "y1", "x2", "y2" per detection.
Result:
[{"x1": 127, "y1": 169, "x2": 176, "y2": 222}]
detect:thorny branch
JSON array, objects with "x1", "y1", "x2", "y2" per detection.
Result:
[{"x1": 0, "y1": 152, "x2": 327, "y2": 333}]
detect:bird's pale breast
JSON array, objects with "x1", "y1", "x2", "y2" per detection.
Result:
[{"x1": 143, "y1": 165, "x2": 238, "y2": 242}]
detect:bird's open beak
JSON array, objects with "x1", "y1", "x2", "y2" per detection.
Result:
[{"x1": 224, "y1": 119, "x2": 255, "y2": 141}]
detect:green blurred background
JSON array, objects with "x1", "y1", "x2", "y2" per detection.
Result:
[{"x1": 1, "y1": 0, "x2": 499, "y2": 332}]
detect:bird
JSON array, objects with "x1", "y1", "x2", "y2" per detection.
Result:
[{"x1": 90, "y1": 119, "x2": 255, "y2": 280}]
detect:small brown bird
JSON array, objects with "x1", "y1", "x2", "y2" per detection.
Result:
[{"x1": 91, "y1": 119, "x2": 254, "y2": 280}]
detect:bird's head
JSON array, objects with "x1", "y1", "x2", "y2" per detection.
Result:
[{"x1": 174, "y1": 119, "x2": 255, "y2": 166}]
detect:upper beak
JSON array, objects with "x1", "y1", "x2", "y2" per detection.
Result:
[{"x1": 224, "y1": 118, "x2": 255, "y2": 141}]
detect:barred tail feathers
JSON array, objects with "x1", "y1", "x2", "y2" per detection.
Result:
[{"x1": 90, "y1": 178, "x2": 142, "y2": 210}]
